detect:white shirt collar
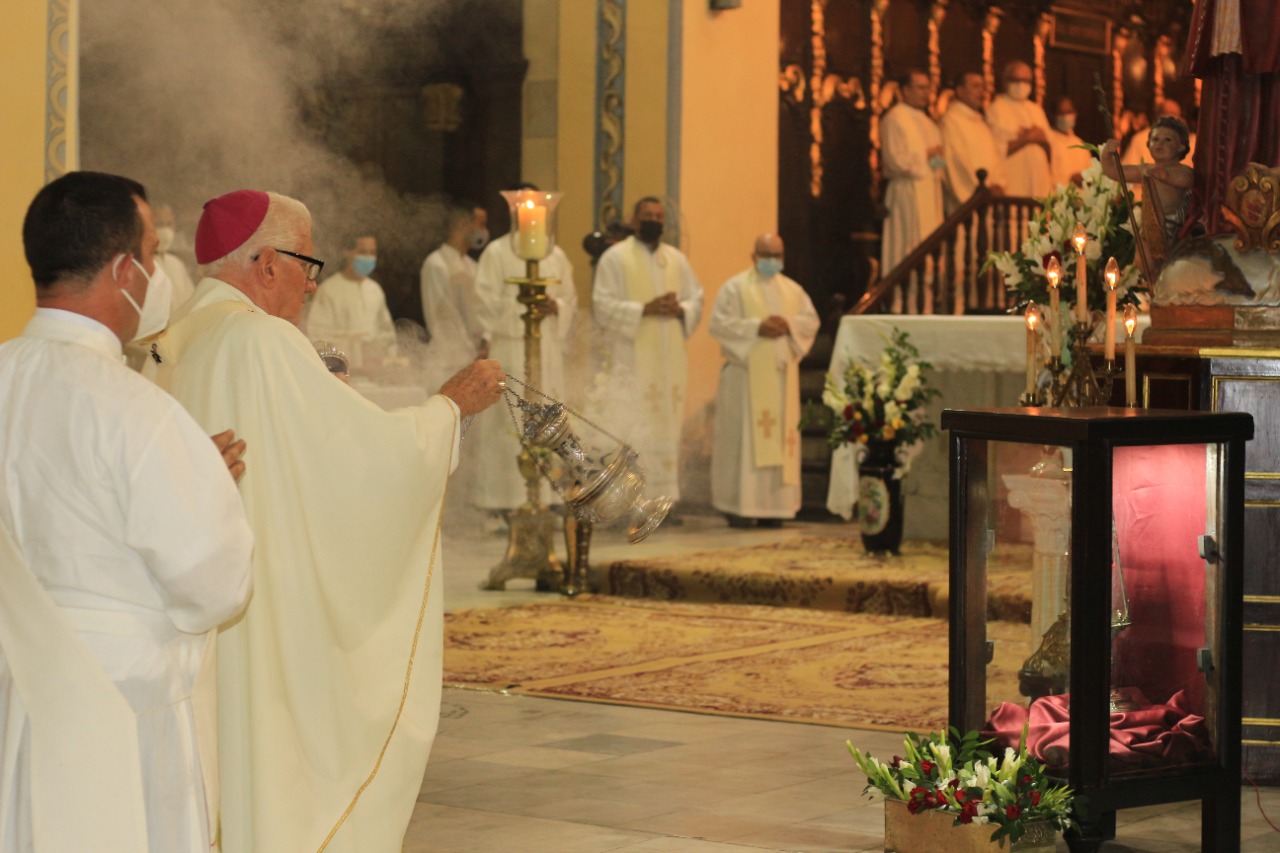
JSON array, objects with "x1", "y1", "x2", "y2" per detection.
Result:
[{"x1": 25, "y1": 308, "x2": 123, "y2": 360}]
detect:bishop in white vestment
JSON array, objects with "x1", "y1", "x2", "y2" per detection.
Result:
[
  {"x1": 470, "y1": 234, "x2": 577, "y2": 511},
  {"x1": 152, "y1": 190, "x2": 505, "y2": 853},
  {"x1": 709, "y1": 235, "x2": 820, "y2": 522},
  {"x1": 593, "y1": 198, "x2": 704, "y2": 501},
  {"x1": 1, "y1": 172, "x2": 253, "y2": 853}
]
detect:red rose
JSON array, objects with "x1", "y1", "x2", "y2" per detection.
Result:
[
  {"x1": 843, "y1": 404, "x2": 854, "y2": 421},
  {"x1": 1006, "y1": 805, "x2": 1022, "y2": 820},
  {"x1": 1030, "y1": 790, "x2": 1042, "y2": 806}
]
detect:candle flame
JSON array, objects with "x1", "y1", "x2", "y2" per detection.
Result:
[
  {"x1": 1046, "y1": 256, "x2": 1060, "y2": 287},
  {"x1": 1105, "y1": 257, "x2": 1119, "y2": 289},
  {"x1": 1124, "y1": 303, "x2": 1138, "y2": 336},
  {"x1": 1025, "y1": 302, "x2": 1040, "y2": 330},
  {"x1": 1072, "y1": 222, "x2": 1087, "y2": 251},
  {"x1": 523, "y1": 199, "x2": 536, "y2": 209}
]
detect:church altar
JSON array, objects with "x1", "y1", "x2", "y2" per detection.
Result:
[{"x1": 824, "y1": 313, "x2": 1150, "y2": 540}]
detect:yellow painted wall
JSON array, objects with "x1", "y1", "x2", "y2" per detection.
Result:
[
  {"x1": 621, "y1": 0, "x2": 668, "y2": 220},
  {"x1": 0, "y1": 0, "x2": 50, "y2": 341},
  {"x1": 555, "y1": 0, "x2": 597, "y2": 303},
  {"x1": 678, "y1": 1, "x2": 780, "y2": 421}
]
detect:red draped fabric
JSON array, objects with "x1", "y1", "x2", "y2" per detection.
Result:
[
  {"x1": 1182, "y1": 0, "x2": 1280, "y2": 235},
  {"x1": 985, "y1": 692, "x2": 1215, "y2": 770}
]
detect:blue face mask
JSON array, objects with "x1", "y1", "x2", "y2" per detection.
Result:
[
  {"x1": 351, "y1": 254, "x2": 377, "y2": 277},
  {"x1": 755, "y1": 258, "x2": 784, "y2": 278}
]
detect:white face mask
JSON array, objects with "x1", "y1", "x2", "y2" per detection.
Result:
[
  {"x1": 155, "y1": 226, "x2": 176, "y2": 254},
  {"x1": 115, "y1": 255, "x2": 172, "y2": 342},
  {"x1": 1055, "y1": 114, "x2": 1077, "y2": 133},
  {"x1": 1006, "y1": 81, "x2": 1032, "y2": 101}
]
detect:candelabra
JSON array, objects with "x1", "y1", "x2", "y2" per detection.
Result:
[
  {"x1": 1019, "y1": 320, "x2": 1123, "y2": 408},
  {"x1": 483, "y1": 190, "x2": 567, "y2": 593}
]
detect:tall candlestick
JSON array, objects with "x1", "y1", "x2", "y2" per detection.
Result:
[
  {"x1": 516, "y1": 200, "x2": 549, "y2": 259},
  {"x1": 1072, "y1": 223, "x2": 1088, "y2": 324},
  {"x1": 1104, "y1": 257, "x2": 1119, "y2": 361},
  {"x1": 1046, "y1": 256, "x2": 1061, "y2": 357},
  {"x1": 1124, "y1": 305, "x2": 1138, "y2": 407},
  {"x1": 1024, "y1": 303, "x2": 1040, "y2": 398}
]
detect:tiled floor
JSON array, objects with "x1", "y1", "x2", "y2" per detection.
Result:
[{"x1": 406, "y1": 511, "x2": 1280, "y2": 852}]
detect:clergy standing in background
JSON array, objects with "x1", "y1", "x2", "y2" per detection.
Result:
[
  {"x1": 594, "y1": 197, "x2": 704, "y2": 508},
  {"x1": 987, "y1": 61, "x2": 1054, "y2": 198},
  {"x1": 154, "y1": 202, "x2": 196, "y2": 317},
  {"x1": 420, "y1": 202, "x2": 489, "y2": 392},
  {"x1": 939, "y1": 70, "x2": 1007, "y2": 209},
  {"x1": 470, "y1": 190, "x2": 577, "y2": 515},
  {"x1": 709, "y1": 233, "x2": 820, "y2": 528},
  {"x1": 302, "y1": 232, "x2": 396, "y2": 367},
  {"x1": 1048, "y1": 96, "x2": 1093, "y2": 188},
  {"x1": 880, "y1": 69, "x2": 945, "y2": 313},
  {"x1": 151, "y1": 189, "x2": 505, "y2": 853},
  {"x1": 1, "y1": 171, "x2": 253, "y2": 852}
]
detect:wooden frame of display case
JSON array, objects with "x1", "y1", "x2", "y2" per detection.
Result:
[{"x1": 943, "y1": 407, "x2": 1252, "y2": 853}]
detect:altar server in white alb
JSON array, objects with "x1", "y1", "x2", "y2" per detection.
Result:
[
  {"x1": 880, "y1": 69, "x2": 945, "y2": 313},
  {"x1": 0, "y1": 171, "x2": 253, "y2": 852},
  {"x1": 420, "y1": 202, "x2": 489, "y2": 390},
  {"x1": 1048, "y1": 96, "x2": 1093, "y2": 188},
  {"x1": 303, "y1": 231, "x2": 396, "y2": 365},
  {"x1": 986, "y1": 61, "x2": 1054, "y2": 198},
  {"x1": 709, "y1": 233, "x2": 820, "y2": 528},
  {"x1": 150, "y1": 189, "x2": 506, "y2": 853},
  {"x1": 470, "y1": 192, "x2": 577, "y2": 513},
  {"x1": 939, "y1": 71, "x2": 1007, "y2": 208},
  {"x1": 593, "y1": 196, "x2": 704, "y2": 504}
]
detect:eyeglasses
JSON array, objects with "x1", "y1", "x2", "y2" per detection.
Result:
[{"x1": 270, "y1": 248, "x2": 325, "y2": 282}]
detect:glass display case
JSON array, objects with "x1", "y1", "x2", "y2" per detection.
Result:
[{"x1": 943, "y1": 407, "x2": 1252, "y2": 853}]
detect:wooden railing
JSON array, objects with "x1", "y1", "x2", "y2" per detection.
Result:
[{"x1": 851, "y1": 173, "x2": 1039, "y2": 316}]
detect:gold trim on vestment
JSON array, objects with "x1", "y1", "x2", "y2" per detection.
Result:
[{"x1": 315, "y1": 405, "x2": 458, "y2": 851}]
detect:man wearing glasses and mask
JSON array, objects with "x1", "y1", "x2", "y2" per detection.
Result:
[{"x1": 150, "y1": 189, "x2": 506, "y2": 853}]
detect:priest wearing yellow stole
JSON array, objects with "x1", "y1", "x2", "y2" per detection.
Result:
[
  {"x1": 149, "y1": 189, "x2": 506, "y2": 853},
  {"x1": 709, "y1": 234, "x2": 820, "y2": 527},
  {"x1": 593, "y1": 197, "x2": 704, "y2": 505}
]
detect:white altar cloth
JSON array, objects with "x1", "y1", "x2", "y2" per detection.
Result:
[{"x1": 824, "y1": 313, "x2": 1150, "y2": 540}]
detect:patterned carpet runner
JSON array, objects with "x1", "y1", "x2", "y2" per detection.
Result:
[{"x1": 444, "y1": 594, "x2": 1033, "y2": 731}]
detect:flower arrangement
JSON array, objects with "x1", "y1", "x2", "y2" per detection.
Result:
[
  {"x1": 821, "y1": 328, "x2": 938, "y2": 479},
  {"x1": 847, "y1": 727, "x2": 1078, "y2": 847},
  {"x1": 987, "y1": 154, "x2": 1145, "y2": 319}
]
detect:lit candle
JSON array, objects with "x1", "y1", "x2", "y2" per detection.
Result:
[
  {"x1": 1104, "y1": 257, "x2": 1119, "y2": 361},
  {"x1": 1124, "y1": 304, "x2": 1138, "y2": 407},
  {"x1": 1046, "y1": 256, "x2": 1061, "y2": 357},
  {"x1": 1072, "y1": 223, "x2": 1088, "y2": 324},
  {"x1": 516, "y1": 199, "x2": 549, "y2": 259},
  {"x1": 1025, "y1": 302, "x2": 1041, "y2": 398}
]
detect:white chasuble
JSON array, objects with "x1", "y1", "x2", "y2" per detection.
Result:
[
  {"x1": 709, "y1": 270, "x2": 819, "y2": 518},
  {"x1": 469, "y1": 238, "x2": 576, "y2": 511},
  {"x1": 593, "y1": 236, "x2": 704, "y2": 499},
  {"x1": 154, "y1": 278, "x2": 461, "y2": 853},
  {"x1": 0, "y1": 309, "x2": 253, "y2": 853}
]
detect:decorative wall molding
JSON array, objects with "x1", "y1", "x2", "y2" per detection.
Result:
[
  {"x1": 780, "y1": 0, "x2": 867, "y2": 199},
  {"x1": 595, "y1": 0, "x2": 625, "y2": 230},
  {"x1": 927, "y1": 1, "x2": 948, "y2": 107},
  {"x1": 1111, "y1": 26, "x2": 1129, "y2": 121},
  {"x1": 869, "y1": 0, "x2": 890, "y2": 181},
  {"x1": 982, "y1": 6, "x2": 1003, "y2": 103},
  {"x1": 1033, "y1": 12, "x2": 1055, "y2": 106},
  {"x1": 44, "y1": 0, "x2": 77, "y2": 182}
]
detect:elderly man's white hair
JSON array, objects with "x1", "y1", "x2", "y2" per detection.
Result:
[{"x1": 204, "y1": 192, "x2": 312, "y2": 277}]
